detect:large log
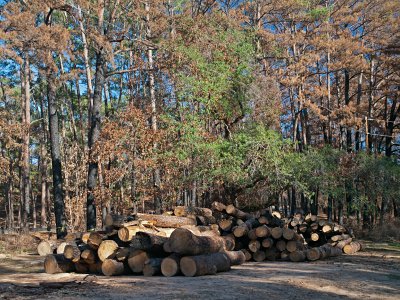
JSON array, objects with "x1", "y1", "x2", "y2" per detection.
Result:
[
  {"x1": 211, "y1": 201, "x2": 226, "y2": 212},
  {"x1": 168, "y1": 228, "x2": 225, "y2": 255},
  {"x1": 330, "y1": 234, "x2": 351, "y2": 242},
  {"x1": 343, "y1": 241, "x2": 363, "y2": 254},
  {"x1": 161, "y1": 254, "x2": 181, "y2": 277},
  {"x1": 127, "y1": 249, "x2": 149, "y2": 273},
  {"x1": 255, "y1": 225, "x2": 270, "y2": 238},
  {"x1": 241, "y1": 249, "x2": 252, "y2": 261},
  {"x1": 102, "y1": 259, "x2": 125, "y2": 276},
  {"x1": 221, "y1": 234, "x2": 235, "y2": 251},
  {"x1": 219, "y1": 219, "x2": 234, "y2": 232},
  {"x1": 195, "y1": 215, "x2": 217, "y2": 226},
  {"x1": 44, "y1": 254, "x2": 75, "y2": 274},
  {"x1": 115, "y1": 247, "x2": 130, "y2": 261},
  {"x1": 225, "y1": 204, "x2": 252, "y2": 220},
  {"x1": 136, "y1": 213, "x2": 196, "y2": 228},
  {"x1": 37, "y1": 240, "x2": 58, "y2": 256},
  {"x1": 174, "y1": 206, "x2": 213, "y2": 217},
  {"x1": 289, "y1": 250, "x2": 306, "y2": 262},
  {"x1": 282, "y1": 228, "x2": 295, "y2": 240},
  {"x1": 81, "y1": 249, "x2": 96, "y2": 264},
  {"x1": 262, "y1": 237, "x2": 274, "y2": 249},
  {"x1": 87, "y1": 232, "x2": 105, "y2": 249},
  {"x1": 222, "y1": 250, "x2": 246, "y2": 266},
  {"x1": 74, "y1": 261, "x2": 89, "y2": 273},
  {"x1": 307, "y1": 244, "x2": 342, "y2": 261},
  {"x1": 180, "y1": 253, "x2": 230, "y2": 277},
  {"x1": 64, "y1": 244, "x2": 88, "y2": 262},
  {"x1": 130, "y1": 232, "x2": 168, "y2": 255},
  {"x1": 252, "y1": 250, "x2": 266, "y2": 262},
  {"x1": 88, "y1": 261, "x2": 103, "y2": 274},
  {"x1": 143, "y1": 258, "x2": 163, "y2": 276},
  {"x1": 105, "y1": 214, "x2": 136, "y2": 228},
  {"x1": 98, "y1": 240, "x2": 119, "y2": 262}
]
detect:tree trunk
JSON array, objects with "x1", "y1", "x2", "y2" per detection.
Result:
[{"x1": 180, "y1": 253, "x2": 230, "y2": 277}]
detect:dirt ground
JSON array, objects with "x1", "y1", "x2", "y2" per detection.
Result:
[{"x1": 0, "y1": 241, "x2": 399, "y2": 300}]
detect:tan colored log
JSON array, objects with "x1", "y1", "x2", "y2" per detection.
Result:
[
  {"x1": 221, "y1": 234, "x2": 235, "y2": 251},
  {"x1": 98, "y1": 240, "x2": 119, "y2": 262},
  {"x1": 64, "y1": 232, "x2": 82, "y2": 242},
  {"x1": 282, "y1": 228, "x2": 295, "y2": 240},
  {"x1": 289, "y1": 250, "x2": 306, "y2": 262},
  {"x1": 241, "y1": 249, "x2": 252, "y2": 261},
  {"x1": 322, "y1": 224, "x2": 333, "y2": 234},
  {"x1": 225, "y1": 204, "x2": 252, "y2": 220},
  {"x1": 64, "y1": 244, "x2": 87, "y2": 262},
  {"x1": 248, "y1": 240, "x2": 261, "y2": 253},
  {"x1": 37, "y1": 240, "x2": 57, "y2": 256},
  {"x1": 102, "y1": 259, "x2": 125, "y2": 276},
  {"x1": 331, "y1": 234, "x2": 351, "y2": 242},
  {"x1": 222, "y1": 250, "x2": 246, "y2": 266},
  {"x1": 180, "y1": 253, "x2": 230, "y2": 277},
  {"x1": 252, "y1": 250, "x2": 266, "y2": 262},
  {"x1": 161, "y1": 254, "x2": 181, "y2": 277},
  {"x1": 136, "y1": 213, "x2": 196, "y2": 228},
  {"x1": 174, "y1": 206, "x2": 213, "y2": 217},
  {"x1": 255, "y1": 225, "x2": 270, "y2": 238},
  {"x1": 258, "y1": 216, "x2": 269, "y2": 225},
  {"x1": 44, "y1": 254, "x2": 74, "y2": 274},
  {"x1": 168, "y1": 228, "x2": 225, "y2": 255},
  {"x1": 271, "y1": 227, "x2": 283, "y2": 239},
  {"x1": 211, "y1": 201, "x2": 226, "y2": 212},
  {"x1": 127, "y1": 249, "x2": 149, "y2": 273},
  {"x1": 233, "y1": 224, "x2": 249, "y2": 238},
  {"x1": 57, "y1": 241, "x2": 75, "y2": 255},
  {"x1": 143, "y1": 258, "x2": 163, "y2": 276},
  {"x1": 310, "y1": 232, "x2": 319, "y2": 242},
  {"x1": 307, "y1": 244, "x2": 343, "y2": 261},
  {"x1": 130, "y1": 231, "x2": 168, "y2": 252},
  {"x1": 262, "y1": 237, "x2": 274, "y2": 249},
  {"x1": 219, "y1": 219, "x2": 233, "y2": 232},
  {"x1": 343, "y1": 241, "x2": 363, "y2": 254},
  {"x1": 335, "y1": 237, "x2": 353, "y2": 250},
  {"x1": 81, "y1": 232, "x2": 91, "y2": 244}
]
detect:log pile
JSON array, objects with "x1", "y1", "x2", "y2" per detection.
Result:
[{"x1": 39, "y1": 204, "x2": 362, "y2": 277}]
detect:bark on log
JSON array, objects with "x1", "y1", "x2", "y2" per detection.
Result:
[
  {"x1": 331, "y1": 234, "x2": 351, "y2": 242},
  {"x1": 174, "y1": 206, "x2": 213, "y2": 217},
  {"x1": 102, "y1": 259, "x2": 125, "y2": 276},
  {"x1": 225, "y1": 205, "x2": 252, "y2": 220},
  {"x1": 180, "y1": 253, "x2": 230, "y2": 277},
  {"x1": 130, "y1": 232, "x2": 168, "y2": 256},
  {"x1": 221, "y1": 234, "x2": 235, "y2": 251},
  {"x1": 335, "y1": 238, "x2": 353, "y2": 250},
  {"x1": 265, "y1": 248, "x2": 278, "y2": 261},
  {"x1": 195, "y1": 215, "x2": 217, "y2": 226},
  {"x1": 115, "y1": 247, "x2": 130, "y2": 261},
  {"x1": 143, "y1": 258, "x2": 163, "y2": 276},
  {"x1": 211, "y1": 201, "x2": 226, "y2": 212},
  {"x1": 81, "y1": 249, "x2": 96, "y2": 264},
  {"x1": 88, "y1": 261, "x2": 102, "y2": 274},
  {"x1": 222, "y1": 250, "x2": 246, "y2": 266},
  {"x1": 307, "y1": 244, "x2": 342, "y2": 261},
  {"x1": 64, "y1": 244, "x2": 88, "y2": 262},
  {"x1": 98, "y1": 240, "x2": 119, "y2": 262},
  {"x1": 168, "y1": 228, "x2": 225, "y2": 255},
  {"x1": 161, "y1": 254, "x2": 181, "y2": 277},
  {"x1": 136, "y1": 213, "x2": 196, "y2": 228},
  {"x1": 87, "y1": 232, "x2": 105, "y2": 249},
  {"x1": 241, "y1": 249, "x2": 252, "y2": 261},
  {"x1": 74, "y1": 261, "x2": 89, "y2": 273},
  {"x1": 44, "y1": 254, "x2": 75, "y2": 274}
]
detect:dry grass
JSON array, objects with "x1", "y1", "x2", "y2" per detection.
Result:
[
  {"x1": 357, "y1": 218, "x2": 400, "y2": 243},
  {"x1": 0, "y1": 234, "x2": 39, "y2": 255}
]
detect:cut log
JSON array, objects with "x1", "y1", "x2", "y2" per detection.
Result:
[
  {"x1": 322, "y1": 224, "x2": 333, "y2": 234},
  {"x1": 180, "y1": 253, "x2": 230, "y2": 277},
  {"x1": 102, "y1": 259, "x2": 125, "y2": 276},
  {"x1": 195, "y1": 215, "x2": 217, "y2": 226},
  {"x1": 211, "y1": 201, "x2": 226, "y2": 212},
  {"x1": 232, "y1": 224, "x2": 249, "y2": 238},
  {"x1": 98, "y1": 240, "x2": 119, "y2": 262},
  {"x1": 271, "y1": 227, "x2": 283, "y2": 239},
  {"x1": 271, "y1": 211, "x2": 282, "y2": 219},
  {"x1": 57, "y1": 241, "x2": 75, "y2": 255},
  {"x1": 174, "y1": 206, "x2": 213, "y2": 217},
  {"x1": 225, "y1": 204, "x2": 252, "y2": 220},
  {"x1": 289, "y1": 250, "x2": 306, "y2": 262},
  {"x1": 87, "y1": 232, "x2": 105, "y2": 249},
  {"x1": 81, "y1": 232, "x2": 91, "y2": 244},
  {"x1": 258, "y1": 216, "x2": 269, "y2": 225},
  {"x1": 136, "y1": 213, "x2": 196, "y2": 228},
  {"x1": 219, "y1": 219, "x2": 234, "y2": 232},
  {"x1": 280, "y1": 250, "x2": 290, "y2": 261},
  {"x1": 241, "y1": 249, "x2": 252, "y2": 261},
  {"x1": 276, "y1": 240, "x2": 286, "y2": 252},
  {"x1": 115, "y1": 247, "x2": 130, "y2": 261},
  {"x1": 307, "y1": 244, "x2": 343, "y2": 261},
  {"x1": 248, "y1": 240, "x2": 261, "y2": 253},
  {"x1": 161, "y1": 254, "x2": 181, "y2": 277},
  {"x1": 64, "y1": 232, "x2": 82, "y2": 242},
  {"x1": 81, "y1": 249, "x2": 96, "y2": 264},
  {"x1": 262, "y1": 238, "x2": 274, "y2": 249},
  {"x1": 331, "y1": 234, "x2": 351, "y2": 242},
  {"x1": 37, "y1": 240, "x2": 57, "y2": 256},
  {"x1": 143, "y1": 258, "x2": 163, "y2": 276},
  {"x1": 310, "y1": 232, "x2": 319, "y2": 242},
  {"x1": 286, "y1": 240, "x2": 299, "y2": 253},
  {"x1": 222, "y1": 250, "x2": 246, "y2": 265},
  {"x1": 343, "y1": 241, "x2": 363, "y2": 254},
  {"x1": 248, "y1": 229, "x2": 257, "y2": 240},
  {"x1": 105, "y1": 214, "x2": 136, "y2": 228},
  {"x1": 168, "y1": 228, "x2": 225, "y2": 255},
  {"x1": 130, "y1": 231, "x2": 168, "y2": 256},
  {"x1": 64, "y1": 244, "x2": 87, "y2": 262},
  {"x1": 44, "y1": 254, "x2": 75, "y2": 274},
  {"x1": 282, "y1": 228, "x2": 295, "y2": 240},
  {"x1": 252, "y1": 250, "x2": 266, "y2": 262},
  {"x1": 255, "y1": 225, "x2": 270, "y2": 238},
  {"x1": 127, "y1": 249, "x2": 149, "y2": 273},
  {"x1": 335, "y1": 237, "x2": 353, "y2": 250},
  {"x1": 88, "y1": 261, "x2": 102, "y2": 274},
  {"x1": 221, "y1": 234, "x2": 235, "y2": 251}
]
